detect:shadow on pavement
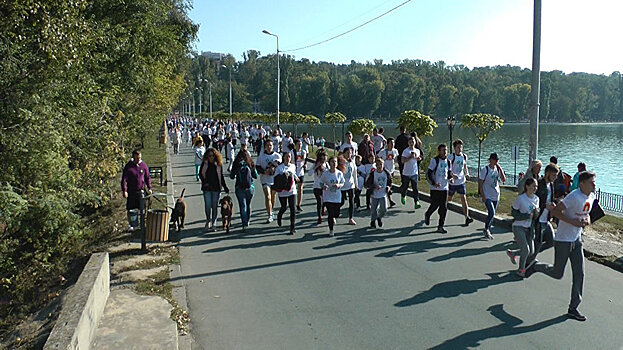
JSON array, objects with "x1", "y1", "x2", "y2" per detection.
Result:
[
  {"x1": 427, "y1": 240, "x2": 513, "y2": 262},
  {"x1": 429, "y1": 304, "x2": 567, "y2": 349},
  {"x1": 394, "y1": 272, "x2": 520, "y2": 307},
  {"x1": 375, "y1": 233, "x2": 483, "y2": 258}
]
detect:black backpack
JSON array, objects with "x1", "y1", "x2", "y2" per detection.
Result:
[
  {"x1": 238, "y1": 164, "x2": 253, "y2": 189},
  {"x1": 426, "y1": 156, "x2": 451, "y2": 186},
  {"x1": 271, "y1": 173, "x2": 294, "y2": 192}
]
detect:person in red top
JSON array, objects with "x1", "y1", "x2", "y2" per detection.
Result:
[
  {"x1": 358, "y1": 134, "x2": 375, "y2": 165},
  {"x1": 121, "y1": 149, "x2": 152, "y2": 231}
]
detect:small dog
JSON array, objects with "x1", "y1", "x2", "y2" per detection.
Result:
[
  {"x1": 170, "y1": 188, "x2": 186, "y2": 232},
  {"x1": 219, "y1": 195, "x2": 233, "y2": 233}
]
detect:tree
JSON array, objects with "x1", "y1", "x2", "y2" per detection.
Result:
[
  {"x1": 324, "y1": 112, "x2": 346, "y2": 147},
  {"x1": 304, "y1": 115, "x2": 321, "y2": 137},
  {"x1": 347, "y1": 119, "x2": 376, "y2": 138},
  {"x1": 397, "y1": 110, "x2": 438, "y2": 138},
  {"x1": 437, "y1": 84, "x2": 458, "y2": 117},
  {"x1": 460, "y1": 113, "x2": 505, "y2": 177}
]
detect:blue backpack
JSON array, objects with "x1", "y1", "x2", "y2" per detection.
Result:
[{"x1": 238, "y1": 164, "x2": 253, "y2": 189}]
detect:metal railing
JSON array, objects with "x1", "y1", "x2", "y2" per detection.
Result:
[{"x1": 596, "y1": 189, "x2": 623, "y2": 214}]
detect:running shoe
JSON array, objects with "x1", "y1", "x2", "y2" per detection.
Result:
[
  {"x1": 316, "y1": 217, "x2": 322, "y2": 225},
  {"x1": 349, "y1": 218, "x2": 357, "y2": 225},
  {"x1": 424, "y1": 214, "x2": 430, "y2": 226},
  {"x1": 465, "y1": 216, "x2": 474, "y2": 225},
  {"x1": 401, "y1": 196, "x2": 406, "y2": 205},
  {"x1": 277, "y1": 216, "x2": 282, "y2": 227},
  {"x1": 296, "y1": 206, "x2": 303, "y2": 212},
  {"x1": 436, "y1": 227, "x2": 447, "y2": 234},
  {"x1": 377, "y1": 218, "x2": 383, "y2": 227},
  {"x1": 370, "y1": 221, "x2": 376, "y2": 228},
  {"x1": 567, "y1": 308, "x2": 587, "y2": 321},
  {"x1": 516, "y1": 269, "x2": 526, "y2": 278},
  {"x1": 329, "y1": 230, "x2": 334, "y2": 237},
  {"x1": 506, "y1": 250, "x2": 517, "y2": 264},
  {"x1": 414, "y1": 201, "x2": 421, "y2": 209}
]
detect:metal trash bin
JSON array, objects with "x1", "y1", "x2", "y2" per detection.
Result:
[
  {"x1": 146, "y1": 209, "x2": 170, "y2": 241},
  {"x1": 128, "y1": 209, "x2": 139, "y2": 229}
]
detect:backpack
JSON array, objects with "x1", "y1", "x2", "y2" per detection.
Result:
[
  {"x1": 238, "y1": 164, "x2": 253, "y2": 189},
  {"x1": 449, "y1": 153, "x2": 467, "y2": 168},
  {"x1": 426, "y1": 156, "x2": 451, "y2": 186},
  {"x1": 271, "y1": 173, "x2": 293, "y2": 192}
]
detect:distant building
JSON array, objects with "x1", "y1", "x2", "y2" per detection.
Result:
[{"x1": 201, "y1": 51, "x2": 225, "y2": 60}]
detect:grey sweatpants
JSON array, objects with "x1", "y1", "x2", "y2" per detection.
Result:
[
  {"x1": 534, "y1": 238, "x2": 584, "y2": 310},
  {"x1": 370, "y1": 197, "x2": 387, "y2": 222},
  {"x1": 510, "y1": 225, "x2": 534, "y2": 270}
]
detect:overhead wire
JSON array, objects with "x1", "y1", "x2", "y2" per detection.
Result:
[{"x1": 281, "y1": 0, "x2": 412, "y2": 53}]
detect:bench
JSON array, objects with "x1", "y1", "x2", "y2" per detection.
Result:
[{"x1": 149, "y1": 166, "x2": 163, "y2": 186}]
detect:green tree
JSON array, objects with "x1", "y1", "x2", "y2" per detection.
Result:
[
  {"x1": 437, "y1": 84, "x2": 458, "y2": 117},
  {"x1": 347, "y1": 119, "x2": 376, "y2": 138},
  {"x1": 397, "y1": 110, "x2": 438, "y2": 138},
  {"x1": 460, "y1": 113, "x2": 505, "y2": 177},
  {"x1": 324, "y1": 112, "x2": 346, "y2": 147},
  {"x1": 304, "y1": 115, "x2": 321, "y2": 137}
]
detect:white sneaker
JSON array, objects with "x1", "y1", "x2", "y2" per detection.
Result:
[
  {"x1": 329, "y1": 230, "x2": 334, "y2": 237},
  {"x1": 268, "y1": 215, "x2": 274, "y2": 223}
]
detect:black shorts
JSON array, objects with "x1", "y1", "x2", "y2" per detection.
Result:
[{"x1": 126, "y1": 191, "x2": 144, "y2": 210}]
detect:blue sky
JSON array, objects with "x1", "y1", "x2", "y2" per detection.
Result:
[{"x1": 189, "y1": 0, "x2": 622, "y2": 75}]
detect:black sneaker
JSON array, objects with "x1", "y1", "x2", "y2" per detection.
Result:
[
  {"x1": 389, "y1": 200, "x2": 396, "y2": 208},
  {"x1": 436, "y1": 227, "x2": 447, "y2": 234},
  {"x1": 370, "y1": 221, "x2": 376, "y2": 229},
  {"x1": 567, "y1": 308, "x2": 587, "y2": 321},
  {"x1": 296, "y1": 206, "x2": 303, "y2": 212},
  {"x1": 377, "y1": 218, "x2": 383, "y2": 227},
  {"x1": 288, "y1": 229, "x2": 296, "y2": 235},
  {"x1": 277, "y1": 216, "x2": 282, "y2": 227},
  {"x1": 424, "y1": 214, "x2": 430, "y2": 226},
  {"x1": 465, "y1": 217, "x2": 474, "y2": 225}
]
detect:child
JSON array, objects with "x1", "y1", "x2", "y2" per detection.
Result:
[
  {"x1": 507, "y1": 177, "x2": 539, "y2": 277},
  {"x1": 378, "y1": 138, "x2": 399, "y2": 207},
  {"x1": 355, "y1": 155, "x2": 364, "y2": 211},
  {"x1": 366, "y1": 157, "x2": 392, "y2": 228},
  {"x1": 194, "y1": 139, "x2": 205, "y2": 181},
  {"x1": 310, "y1": 149, "x2": 328, "y2": 224},
  {"x1": 364, "y1": 153, "x2": 376, "y2": 210},
  {"x1": 226, "y1": 136, "x2": 235, "y2": 172}
]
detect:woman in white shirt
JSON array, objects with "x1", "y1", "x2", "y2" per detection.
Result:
[
  {"x1": 339, "y1": 147, "x2": 357, "y2": 225},
  {"x1": 292, "y1": 139, "x2": 308, "y2": 212},
  {"x1": 320, "y1": 157, "x2": 345, "y2": 237},
  {"x1": 507, "y1": 178, "x2": 539, "y2": 277},
  {"x1": 310, "y1": 149, "x2": 328, "y2": 224},
  {"x1": 255, "y1": 139, "x2": 282, "y2": 223},
  {"x1": 274, "y1": 152, "x2": 299, "y2": 235}
]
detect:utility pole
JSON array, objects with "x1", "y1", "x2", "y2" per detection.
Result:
[{"x1": 528, "y1": 0, "x2": 542, "y2": 165}]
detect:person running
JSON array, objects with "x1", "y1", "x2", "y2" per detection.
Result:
[
  {"x1": 310, "y1": 149, "x2": 328, "y2": 224},
  {"x1": 194, "y1": 139, "x2": 205, "y2": 181},
  {"x1": 121, "y1": 150, "x2": 152, "y2": 232},
  {"x1": 301, "y1": 132, "x2": 311, "y2": 154},
  {"x1": 399, "y1": 137, "x2": 422, "y2": 209},
  {"x1": 320, "y1": 156, "x2": 345, "y2": 237},
  {"x1": 526, "y1": 163, "x2": 559, "y2": 267},
  {"x1": 239, "y1": 125, "x2": 250, "y2": 148},
  {"x1": 255, "y1": 139, "x2": 282, "y2": 223},
  {"x1": 199, "y1": 148, "x2": 230, "y2": 231},
  {"x1": 395, "y1": 125, "x2": 410, "y2": 175},
  {"x1": 479, "y1": 153, "x2": 507, "y2": 239},
  {"x1": 424, "y1": 144, "x2": 452, "y2": 233},
  {"x1": 367, "y1": 157, "x2": 392, "y2": 228},
  {"x1": 340, "y1": 132, "x2": 359, "y2": 155},
  {"x1": 282, "y1": 131, "x2": 293, "y2": 153},
  {"x1": 274, "y1": 152, "x2": 299, "y2": 235},
  {"x1": 377, "y1": 138, "x2": 399, "y2": 207},
  {"x1": 507, "y1": 177, "x2": 539, "y2": 277},
  {"x1": 225, "y1": 136, "x2": 235, "y2": 172},
  {"x1": 569, "y1": 162, "x2": 586, "y2": 192},
  {"x1": 271, "y1": 130, "x2": 282, "y2": 153},
  {"x1": 292, "y1": 139, "x2": 308, "y2": 212},
  {"x1": 532, "y1": 171, "x2": 596, "y2": 321},
  {"x1": 447, "y1": 139, "x2": 474, "y2": 225},
  {"x1": 363, "y1": 153, "x2": 376, "y2": 210},
  {"x1": 230, "y1": 149, "x2": 258, "y2": 230},
  {"x1": 339, "y1": 147, "x2": 357, "y2": 225},
  {"x1": 355, "y1": 155, "x2": 364, "y2": 211},
  {"x1": 370, "y1": 128, "x2": 387, "y2": 155},
  {"x1": 358, "y1": 134, "x2": 375, "y2": 164}
]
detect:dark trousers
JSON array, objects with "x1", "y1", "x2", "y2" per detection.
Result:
[
  {"x1": 355, "y1": 188, "x2": 362, "y2": 208},
  {"x1": 313, "y1": 188, "x2": 324, "y2": 217},
  {"x1": 326, "y1": 202, "x2": 340, "y2": 230},
  {"x1": 365, "y1": 189, "x2": 372, "y2": 209},
  {"x1": 425, "y1": 190, "x2": 448, "y2": 227},
  {"x1": 534, "y1": 238, "x2": 584, "y2": 310},
  {"x1": 277, "y1": 195, "x2": 296, "y2": 231},
  {"x1": 399, "y1": 175, "x2": 419, "y2": 200},
  {"x1": 527, "y1": 221, "x2": 554, "y2": 264},
  {"x1": 340, "y1": 188, "x2": 354, "y2": 219}
]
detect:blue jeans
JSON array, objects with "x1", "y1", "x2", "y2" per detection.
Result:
[
  {"x1": 235, "y1": 187, "x2": 254, "y2": 227},
  {"x1": 484, "y1": 199, "x2": 498, "y2": 230},
  {"x1": 203, "y1": 191, "x2": 220, "y2": 225}
]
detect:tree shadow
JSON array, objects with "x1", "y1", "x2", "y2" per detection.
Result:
[
  {"x1": 394, "y1": 272, "x2": 520, "y2": 307},
  {"x1": 427, "y1": 240, "x2": 513, "y2": 262},
  {"x1": 429, "y1": 304, "x2": 568, "y2": 349}
]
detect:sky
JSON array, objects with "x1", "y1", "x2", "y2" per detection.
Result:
[{"x1": 188, "y1": 0, "x2": 623, "y2": 75}]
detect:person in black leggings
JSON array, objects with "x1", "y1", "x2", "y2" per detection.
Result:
[
  {"x1": 311, "y1": 149, "x2": 328, "y2": 225},
  {"x1": 339, "y1": 147, "x2": 357, "y2": 225},
  {"x1": 320, "y1": 156, "x2": 345, "y2": 237}
]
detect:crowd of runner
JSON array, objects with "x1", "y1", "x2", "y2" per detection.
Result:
[{"x1": 151, "y1": 115, "x2": 599, "y2": 322}]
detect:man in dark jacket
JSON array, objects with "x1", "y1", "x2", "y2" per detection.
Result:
[{"x1": 121, "y1": 149, "x2": 152, "y2": 231}]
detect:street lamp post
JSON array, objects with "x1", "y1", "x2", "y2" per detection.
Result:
[
  {"x1": 197, "y1": 87, "x2": 202, "y2": 117},
  {"x1": 209, "y1": 82, "x2": 213, "y2": 120},
  {"x1": 222, "y1": 64, "x2": 232, "y2": 116},
  {"x1": 446, "y1": 116, "x2": 456, "y2": 148},
  {"x1": 192, "y1": 92, "x2": 195, "y2": 119},
  {"x1": 262, "y1": 29, "x2": 280, "y2": 126}
]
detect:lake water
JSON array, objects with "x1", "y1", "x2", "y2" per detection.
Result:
[{"x1": 281, "y1": 122, "x2": 623, "y2": 195}]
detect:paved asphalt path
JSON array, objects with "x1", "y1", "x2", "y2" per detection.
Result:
[{"x1": 170, "y1": 144, "x2": 623, "y2": 349}]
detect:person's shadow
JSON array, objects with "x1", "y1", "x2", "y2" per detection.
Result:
[
  {"x1": 394, "y1": 272, "x2": 520, "y2": 307},
  {"x1": 429, "y1": 304, "x2": 567, "y2": 349}
]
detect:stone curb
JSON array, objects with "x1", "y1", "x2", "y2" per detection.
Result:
[{"x1": 45, "y1": 252, "x2": 110, "y2": 350}]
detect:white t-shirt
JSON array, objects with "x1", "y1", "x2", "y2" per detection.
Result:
[
  {"x1": 512, "y1": 193, "x2": 539, "y2": 228},
  {"x1": 291, "y1": 149, "x2": 307, "y2": 177},
  {"x1": 449, "y1": 153, "x2": 467, "y2": 185},
  {"x1": 226, "y1": 142, "x2": 234, "y2": 160},
  {"x1": 194, "y1": 146, "x2": 205, "y2": 165},
  {"x1": 371, "y1": 134, "x2": 386, "y2": 153},
  {"x1": 401, "y1": 147, "x2": 420, "y2": 177},
  {"x1": 256, "y1": 152, "x2": 282, "y2": 185},
  {"x1": 340, "y1": 141, "x2": 358, "y2": 155},
  {"x1": 258, "y1": 128, "x2": 267, "y2": 140},
  {"x1": 275, "y1": 163, "x2": 297, "y2": 197},
  {"x1": 479, "y1": 165, "x2": 502, "y2": 201},
  {"x1": 271, "y1": 136, "x2": 282, "y2": 152},
  {"x1": 310, "y1": 162, "x2": 328, "y2": 189},
  {"x1": 240, "y1": 130, "x2": 249, "y2": 145},
  {"x1": 555, "y1": 189, "x2": 595, "y2": 242},
  {"x1": 378, "y1": 148, "x2": 399, "y2": 175},
  {"x1": 320, "y1": 169, "x2": 345, "y2": 203},
  {"x1": 342, "y1": 158, "x2": 357, "y2": 190},
  {"x1": 371, "y1": 170, "x2": 390, "y2": 199},
  {"x1": 282, "y1": 136, "x2": 293, "y2": 152},
  {"x1": 538, "y1": 182, "x2": 554, "y2": 223},
  {"x1": 301, "y1": 138, "x2": 311, "y2": 153},
  {"x1": 357, "y1": 164, "x2": 366, "y2": 190},
  {"x1": 428, "y1": 157, "x2": 450, "y2": 191}
]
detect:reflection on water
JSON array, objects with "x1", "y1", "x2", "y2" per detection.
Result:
[{"x1": 280, "y1": 122, "x2": 623, "y2": 194}]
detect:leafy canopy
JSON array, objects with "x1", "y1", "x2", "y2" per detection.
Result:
[{"x1": 398, "y1": 110, "x2": 438, "y2": 137}]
